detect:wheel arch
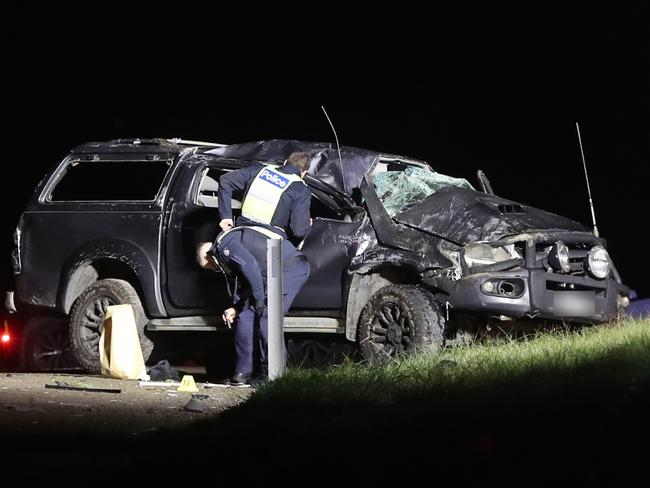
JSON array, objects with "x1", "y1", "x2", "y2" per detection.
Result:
[
  {"x1": 344, "y1": 264, "x2": 420, "y2": 341},
  {"x1": 57, "y1": 239, "x2": 159, "y2": 316}
]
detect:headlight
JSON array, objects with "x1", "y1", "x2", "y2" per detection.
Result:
[
  {"x1": 463, "y1": 243, "x2": 520, "y2": 268},
  {"x1": 586, "y1": 246, "x2": 610, "y2": 279},
  {"x1": 548, "y1": 240, "x2": 570, "y2": 273}
]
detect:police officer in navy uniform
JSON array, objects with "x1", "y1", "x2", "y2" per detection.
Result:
[{"x1": 213, "y1": 151, "x2": 312, "y2": 385}]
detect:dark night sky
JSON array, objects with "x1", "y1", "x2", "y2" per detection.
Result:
[{"x1": 2, "y1": 6, "x2": 649, "y2": 298}]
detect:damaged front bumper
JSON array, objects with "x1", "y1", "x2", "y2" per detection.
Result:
[{"x1": 438, "y1": 269, "x2": 629, "y2": 323}]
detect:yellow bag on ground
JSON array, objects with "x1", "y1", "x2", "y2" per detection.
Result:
[{"x1": 99, "y1": 304, "x2": 147, "y2": 380}]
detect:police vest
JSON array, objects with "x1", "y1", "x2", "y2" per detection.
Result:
[{"x1": 241, "y1": 165, "x2": 304, "y2": 226}]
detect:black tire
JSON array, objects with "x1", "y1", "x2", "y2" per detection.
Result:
[
  {"x1": 357, "y1": 285, "x2": 445, "y2": 364},
  {"x1": 69, "y1": 279, "x2": 153, "y2": 374},
  {"x1": 20, "y1": 317, "x2": 78, "y2": 372}
]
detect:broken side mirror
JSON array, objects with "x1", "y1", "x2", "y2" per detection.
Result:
[{"x1": 477, "y1": 169, "x2": 494, "y2": 195}]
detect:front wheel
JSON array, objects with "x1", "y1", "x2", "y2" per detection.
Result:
[
  {"x1": 357, "y1": 285, "x2": 446, "y2": 364},
  {"x1": 69, "y1": 279, "x2": 153, "y2": 374}
]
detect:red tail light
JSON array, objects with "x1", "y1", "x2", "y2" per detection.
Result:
[{"x1": 2, "y1": 319, "x2": 10, "y2": 344}]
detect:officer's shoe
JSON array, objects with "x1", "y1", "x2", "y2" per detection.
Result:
[
  {"x1": 230, "y1": 372, "x2": 252, "y2": 387},
  {"x1": 250, "y1": 374, "x2": 269, "y2": 388}
]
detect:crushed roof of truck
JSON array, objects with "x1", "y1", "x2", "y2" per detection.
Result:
[
  {"x1": 207, "y1": 139, "x2": 424, "y2": 196},
  {"x1": 70, "y1": 139, "x2": 185, "y2": 159},
  {"x1": 69, "y1": 138, "x2": 427, "y2": 196}
]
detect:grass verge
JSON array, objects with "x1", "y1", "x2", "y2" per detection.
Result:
[{"x1": 177, "y1": 318, "x2": 650, "y2": 483}]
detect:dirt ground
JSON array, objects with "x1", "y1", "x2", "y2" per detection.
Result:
[{"x1": 0, "y1": 370, "x2": 252, "y2": 438}]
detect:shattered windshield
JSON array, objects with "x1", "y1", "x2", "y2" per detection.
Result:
[{"x1": 375, "y1": 166, "x2": 474, "y2": 217}]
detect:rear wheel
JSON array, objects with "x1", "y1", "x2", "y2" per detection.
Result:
[
  {"x1": 21, "y1": 317, "x2": 78, "y2": 372},
  {"x1": 357, "y1": 285, "x2": 445, "y2": 364},
  {"x1": 69, "y1": 279, "x2": 153, "y2": 374}
]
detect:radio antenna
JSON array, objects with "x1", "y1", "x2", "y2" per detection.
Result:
[
  {"x1": 575, "y1": 122, "x2": 599, "y2": 237},
  {"x1": 321, "y1": 105, "x2": 347, "y2": 194}
]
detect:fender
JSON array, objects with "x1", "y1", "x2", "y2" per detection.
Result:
[
  {"x1": 344, "y1": 260, "x2": 421, "y2": 341},
  {"x1": 57, "y1": 239, "x2": 165, "y2": 316}
]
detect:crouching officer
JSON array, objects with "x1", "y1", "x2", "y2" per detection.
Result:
[{"x1": 215, "y1": 151, "x2": 312, "y2": 385}]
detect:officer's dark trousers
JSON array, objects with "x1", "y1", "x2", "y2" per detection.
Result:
[
  {"x1": 219, "y1": 228, "x2": 310, "y2": 376},
  {"x1": 217, "y1": 229, "x2": 267, "y2": 304}
]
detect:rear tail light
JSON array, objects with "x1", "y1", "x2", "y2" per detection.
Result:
[{"x1": 2, "y1": 319, "x2": 11, "y2": 344}]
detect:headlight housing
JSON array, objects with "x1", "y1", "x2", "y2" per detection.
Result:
[
  {"x1": 585, "y1": 245, "x2": 610, "y2": 279},
  {"x1": 547, "y1": 240, "x2": 570, "y2": 273},
  {"x1": 463, "y1": 243, "x2": 521, "y2": 269}
]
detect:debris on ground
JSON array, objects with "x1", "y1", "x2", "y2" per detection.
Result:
[
  {"x1": 138, "y1": 380, "x2": 182, "y2": 388},
  {"x1": 146, "y1": 359, "x2": 180, "y2": 381},
  {"x1": 44, "y1": 381, "x2": 122, "y2": 394},
  {"x1": 201, "y1": 382, "x2": 230, "y2": 388},
  {"x1": 182, "y1": 396, "x2": 206, "y2": 413}
]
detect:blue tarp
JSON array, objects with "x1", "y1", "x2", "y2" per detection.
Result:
[{"x1": 628, "y1": 298, "x2": 650, "y2": 319}]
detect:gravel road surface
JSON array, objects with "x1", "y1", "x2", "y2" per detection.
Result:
[{"x1": 0, "y1": 372, "x2": 251, "y2": 438}]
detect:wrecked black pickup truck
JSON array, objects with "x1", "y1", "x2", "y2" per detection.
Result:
[{"x1": 6, "y1": 138, "x2": 631, "y2": 371}]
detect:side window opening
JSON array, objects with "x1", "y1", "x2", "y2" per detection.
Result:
[
  {"x1": 309, "y1": 188, "x2": 354, "y2": 222},
  {"x1": 197, "y1": 167, "x2": 354, "y2": 222},
  {"x1": 49, "y1": 160, "x2": 171, "y2": 201},
  {"x1": 198, "y1": 167, "x2": 352, "y2": 221},
  {"x1": 195, "y1": 167, "x2": 244, "y2": 208},
  {"x1": 310, "y1": 193, "x2": 341, "y2": 220}
]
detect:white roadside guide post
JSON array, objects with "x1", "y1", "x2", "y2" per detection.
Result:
[{"x1": 266, "y1": 237, "x2": 285, "y2": 380}]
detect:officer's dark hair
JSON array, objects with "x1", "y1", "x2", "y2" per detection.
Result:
[{"x1": 284, "y1": 151, "x2": 310, "y2": 173}]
